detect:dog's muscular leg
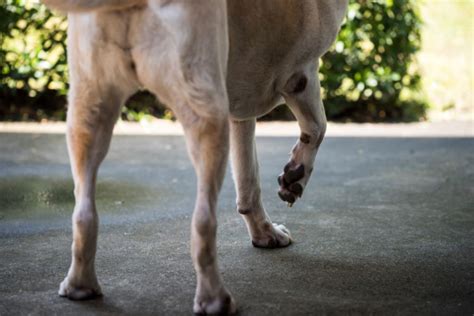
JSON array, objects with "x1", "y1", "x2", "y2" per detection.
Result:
[
  {"x1": 230, "y1": 119, "x2": 292, "y2": 248},
  {"x1": 59, "y1": 85, "x2": 124, "y2": 300},
  {"x1": 177, "y1": 106, "x2": 235, "y2": 315},
  {"x1": 279, "y1": 61, "x2": 327, "y2": 205},
  {"x1": 146, "y1": 1, "x2": 236, "y2": 314}
]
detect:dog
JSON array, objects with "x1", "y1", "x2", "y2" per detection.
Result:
[{"x1": 41, "y1": 0, "x2": 348, "y2": 314}]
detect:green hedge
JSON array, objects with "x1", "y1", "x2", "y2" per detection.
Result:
[
  {"x1": 320, "y1": 0, "x2": 426, "y2": 121},
  {"x1": 1, "y1": 0, "x2": 68, "y2": 120},
  {"x1": 0, "y1": 0, "x2": 427, "y2": 122}
]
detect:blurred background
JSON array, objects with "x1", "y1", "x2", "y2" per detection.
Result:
[{"x1": 0, "y1": 0, "x2": 472, "y2": 123}]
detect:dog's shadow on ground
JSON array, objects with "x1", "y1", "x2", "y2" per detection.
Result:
[
  {"x1": 66, "y1": 296, "x2": 125, "y2": 315},
  {"x1": 227, "y1": 244, "x2": 473, "y2": 314}
]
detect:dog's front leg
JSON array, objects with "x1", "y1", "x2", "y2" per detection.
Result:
[
  {"x1": 230, "y1": 119, "x2": 292, "y2": 248},
  {"x1": 279, "y1": 61, "x2": 327, "y2": 204}
]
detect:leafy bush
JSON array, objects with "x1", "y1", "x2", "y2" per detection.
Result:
[
  {"x1": 0, "y1": 0, "x2": 426, "y2": 122},
  {"x1": 319, "y1": 0, "x2": 427, "y2": 121},
  {"x1": 0, "y1": 0, "x2": 68, "y2": 120}
]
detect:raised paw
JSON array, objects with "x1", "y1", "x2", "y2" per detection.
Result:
[
  {"x1": 194, "y1": 288, "x2": 236, "y2": 315},
  {"x1": 252, "y1": 222, "x2": 292, "y2": 248},
  {"x1": 59, "y1": 277, "x2": 102, "y2": 300},
  {"x1": 278, "y1": 162, "x2": 306, "y2": 205}
]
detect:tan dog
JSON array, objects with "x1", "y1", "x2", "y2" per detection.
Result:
[{"x1": 42, "y1": 0, "x2": 347, "y2": 314}]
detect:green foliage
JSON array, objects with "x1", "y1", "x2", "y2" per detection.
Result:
[
  {"x1": 123, "y1": 91, "x2": 174, "y2": 122},
  {"x1": 320, "y1": 0, "x2": 426, "y2": 121},
  {"x1": 0, "y1": 0, "x2": 427, "y2": 122},
  {"x1": 0, "y1": 0, "x2": 68, "y2": 120}
]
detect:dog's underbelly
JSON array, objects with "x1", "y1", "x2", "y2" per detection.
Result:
[
  {"x1": 226, "y1": 0, "x2": 346, "y2": 120},
  {"x1": 226, "y1": 75, "x2": 284, "y2": 121}
]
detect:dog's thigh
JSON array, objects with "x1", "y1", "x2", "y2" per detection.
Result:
[
  {"x1": 134, "y1": 0, "x2": 228, "y2": 111},
  {"x1": 68, "y1": 12, "x2": 140, "y2": 95}
]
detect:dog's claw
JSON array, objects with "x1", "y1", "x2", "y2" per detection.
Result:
[
  {"x1": 278, "y1": 189, "x2": 296, "y2": 204},
  {"x1": 277, "y1": 174, "x2": 285, "y2": 186}
]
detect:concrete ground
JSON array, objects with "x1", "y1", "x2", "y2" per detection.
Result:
[{"x1": 0, "y1": 122, "x2": 473, "y2": 315}]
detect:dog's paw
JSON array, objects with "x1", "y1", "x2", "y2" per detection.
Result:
[
  {"x1": 252, "y1": 222, "x2": 292, "y2": 248},
  {"x1": 278, "y1": 161, "x2": 307, "y2": 205},
  {"x1": 194, "y1": 288, "x2": 236, "y2": 315},
  {"x1": 59, "y1": 277, "x2": 102, "y2": 300}
]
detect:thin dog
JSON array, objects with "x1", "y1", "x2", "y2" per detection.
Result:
[{"x1": 42, "y1": 0, "x2": 348, "y2": 314}]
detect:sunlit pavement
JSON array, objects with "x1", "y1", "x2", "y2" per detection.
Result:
[{"x1": 0, "y1": 125, "x2": 473, "y2": 315}]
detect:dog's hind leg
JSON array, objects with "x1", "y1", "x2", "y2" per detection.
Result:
[
  {"x1": 176, "y1": 100, "x2": 235, "y2": 315},
  {"x1": 278, "y1": 61, "x2": 327, "y2": 205},
  {"x1": 144, "y1": 1, "x2": 236, "y2": 314},
  {"x1": 59, "y1": 83, "x2": 126, "y2": 300},
  {"x1": 58, "y1": 11, "x2": 140, "y2": 300},
  {"x1": 230, "y1": 119, "x2": 292, "y2": 248}
]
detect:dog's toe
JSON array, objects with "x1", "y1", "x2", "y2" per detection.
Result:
[
  {"x1": 278, "y1": 162, "x2": 307, "y2": 204},
  {"x1": 193, "y1": 288, "x2": 236, "y2": 315},
  {"x1": 283, "y1": 163, "x2": 305, "y2": 183},
  {"x1": 59, "y1": 278, "x2": 102, "y2": 300},
  {"x1": 252, "y1": 222, "x2": 292, "y2": 248},
  {"x1": 288, "y1": 182, "x2": 303, "y2": 197},
  {"x1": 278, "y1": 188, "x2": 296, "y2": 204},
  {"x1": 61, "y1": 288, "x2": 102, "y2": 301}
]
